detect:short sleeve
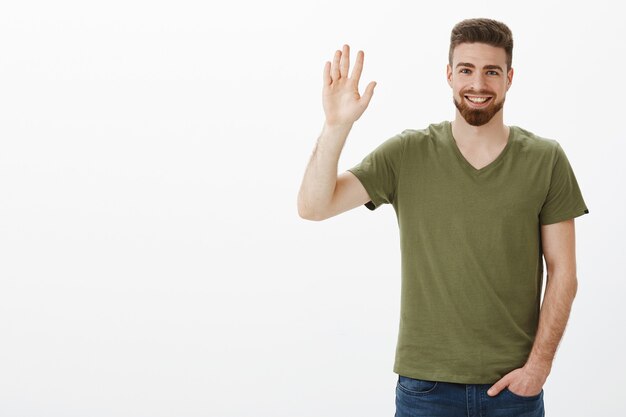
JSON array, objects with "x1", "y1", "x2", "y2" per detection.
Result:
[
  {"x1": 539, "y1": 142, "x2": 590, "y2": 225},
  {"x1": 346, "y1": 131, "x2": 405, "y2": 211}
]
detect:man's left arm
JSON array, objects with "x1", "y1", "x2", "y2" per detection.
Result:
[
  {"x1": 525, "y1": 218, "x2": 578, "y2": 376},
  {"x1": 488, "y1": 218, "x2": 578, "y2": 396}
]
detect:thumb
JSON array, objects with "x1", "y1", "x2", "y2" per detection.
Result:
[{"x1": 361, "y1": 81, "x2": 376, "y2": 106}]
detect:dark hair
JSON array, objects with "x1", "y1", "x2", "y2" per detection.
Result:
[{"x1": 449, "y1": 18, "x2": 514, "y2": 71}]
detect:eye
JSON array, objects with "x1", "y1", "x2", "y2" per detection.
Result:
[
  {"x1": 488, "y1": 71, "x2": 499, "y2": 75},
  {"x1": 460, "y1": 68, "x2": 470, "y2": 74}
]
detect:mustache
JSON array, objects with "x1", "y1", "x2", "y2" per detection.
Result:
[{"x1": 461, "y1": 90, "x2": 496, "y2": 96}]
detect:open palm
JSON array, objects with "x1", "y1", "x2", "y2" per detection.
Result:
[{"x1": 322, "y1": 44, "x2": 377, "y2": 127}]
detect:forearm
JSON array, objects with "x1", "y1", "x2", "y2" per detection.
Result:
[
  {"x1": 524, "y1": 272, "x2": 578, "y2": 376},
  {"x1": 297, "y1": 122, "x2": 353, "y2": 219}
]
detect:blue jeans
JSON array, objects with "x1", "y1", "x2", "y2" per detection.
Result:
[{"x1": 395, "y1": 374, "x2": 545, "y2": 417}]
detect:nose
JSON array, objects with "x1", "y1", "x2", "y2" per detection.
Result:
[{"x1": 469, "y1": 73, "x2": 489, "y2": 92}]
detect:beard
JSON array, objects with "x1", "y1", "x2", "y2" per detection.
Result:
[{"x1": 453, "y1": 91, "x2": 505, "y2": 126}]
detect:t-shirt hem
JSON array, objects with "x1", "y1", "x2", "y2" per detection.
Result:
[
  {"x1": 347, "y1": 167, "x2": 383, "y2": 211},
  {"x1": 540, "y1": 206, "x2": 590, "y2": 225},
  {"x1": 393, "y1": 365, "x2": 500, "y2": 385}
]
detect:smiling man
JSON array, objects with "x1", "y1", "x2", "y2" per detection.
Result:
[
  {"x1": 452, "y1": 48, "x2": 508, "y2": 127},
  {"x1": 297, "y1": 18, "x2": 589, "y2": 417}
]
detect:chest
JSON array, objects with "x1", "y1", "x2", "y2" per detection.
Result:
[
  {"x1": 455, "y1": 145, "x2": 507, "y2": 171},
  {"x1": 396, "y1": 155, "x2": 549, "y2": 226}
]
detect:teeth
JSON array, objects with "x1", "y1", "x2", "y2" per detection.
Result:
[{"x1": 466, "y1": 96, "x2": 490, "y2": 103}]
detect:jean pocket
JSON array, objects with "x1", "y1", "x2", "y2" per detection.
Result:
[
  {"x1": 504, "y1": 387, "x2": 543, "y2": 401},
  {"x1": 396, "y1": 375, "x2": 439, "y2": 395}
]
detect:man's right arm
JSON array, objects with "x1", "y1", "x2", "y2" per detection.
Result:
[
  {"x1": 298, "y1": 44, "x2": 376, "y2": 220},
  {"x1": 297, "y1": 122, "x2": 371, "y2": 221}
]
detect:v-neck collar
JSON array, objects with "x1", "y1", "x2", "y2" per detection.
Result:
[{"x1": 445, "y1": 120, "x2": 514, "y2": 175}]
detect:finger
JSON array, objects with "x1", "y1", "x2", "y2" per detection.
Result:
[
  {"x1": 487, "y1": 380, "x2": 507, "y2": 396},
  {"x1": 340, "y1": 44, "x2": 350, "y2": 79},
  {"x1": 331, "y1": 49, "x2": 341, "y2": 82},
  {"x1": 361, "y1": 81, "x2": 376, "y2": 106},
  {"x1": 351, "y1": 50, "x2": 364, "y2": 83},
  {"x1": 323, "y1": 61, "x2": 331, "y2": 86}
]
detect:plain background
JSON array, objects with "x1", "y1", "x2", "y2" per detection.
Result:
[{"x1": 0, "y1": 1, "x2": 623, "y2": 416}]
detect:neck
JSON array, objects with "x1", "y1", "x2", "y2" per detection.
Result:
[{"x1": 451, "y1": 110, "x2": 509, "y2": 147}]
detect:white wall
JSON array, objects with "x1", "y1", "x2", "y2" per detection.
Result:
[{"x1": 0, "y1": 1, "x2": 622, "y2": 416}]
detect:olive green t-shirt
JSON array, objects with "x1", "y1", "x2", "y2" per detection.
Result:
[{"x1": 347, "y1": 120, "x2": 589, "y2": 384}]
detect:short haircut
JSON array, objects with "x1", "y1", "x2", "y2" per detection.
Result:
[{"x1": 449, "y1": 18, "x2": 514, "y2": 71}]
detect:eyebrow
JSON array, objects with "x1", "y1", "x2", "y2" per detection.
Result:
[{"x1": 456, "y1": 62, "x2": 504, "y2": 72}]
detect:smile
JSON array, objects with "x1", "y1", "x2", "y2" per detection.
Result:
[{"x1": 465, "y1": 95, "x2": 493, "y2": 106}]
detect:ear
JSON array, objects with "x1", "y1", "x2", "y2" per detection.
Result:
[
  {"x1": 506, "y1": 67, "x2": 514, "y2": 91},
  {"x1": 446, "y1": 64, "x2": 452, "y2": 87}
]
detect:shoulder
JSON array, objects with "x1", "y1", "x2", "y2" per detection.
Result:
[
  {"x1": 511, "y1": 125, "x2": 564, "y2": 165},
  {"x1": 512, "y1": 125, "x2": 560, "y2": 152},
  {"x1": 401, "y1": 120, "x2": 450, "y2": 147}
]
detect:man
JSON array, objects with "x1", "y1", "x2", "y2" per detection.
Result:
[{"x1": 297, "y1": 18, "x2": 589, "y2": 417}]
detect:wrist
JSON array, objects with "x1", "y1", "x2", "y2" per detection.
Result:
[
  {"x1": 323, "y1": 120, "x2": 354, "y2": 132},
  {"x1": 524, "y1": 358, "x2": 552, "y2": 377}
]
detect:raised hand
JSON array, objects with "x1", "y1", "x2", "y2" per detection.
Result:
[{"x1": 322, "y1": 44, "x2": 377, "y2": 128}]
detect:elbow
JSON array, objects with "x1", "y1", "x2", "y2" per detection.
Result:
[
  {"x1": 299, "y1": 208, "x2": 326, "y2": 221},
  {"x1": 298, "y1": 206, "x2": 315, "y2": 221},
  {"x1": 297, "y1": 200, "x2": 323, "y2": 221},
  {"x1": 297, "y1": 191, "x2": 328, "y2": 221},
  {"x1": 297, "y1": 183, "x2": 337, "y2": 220}
]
